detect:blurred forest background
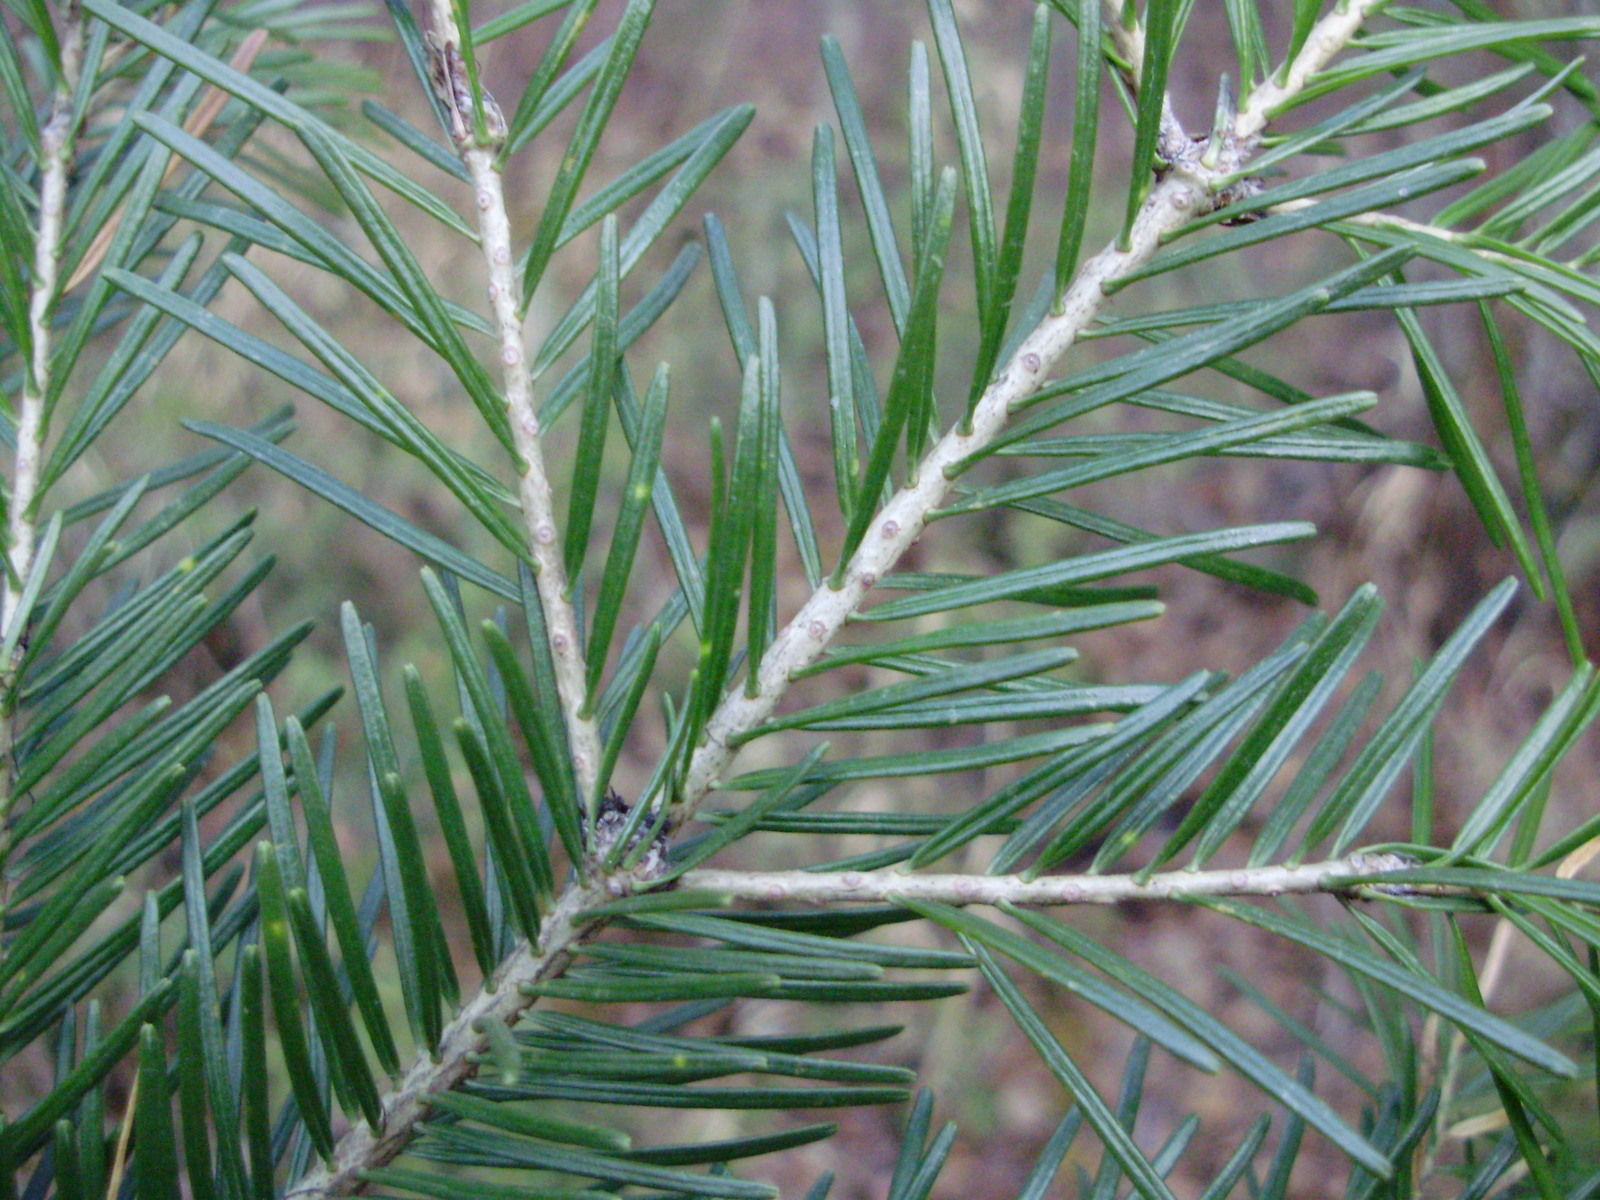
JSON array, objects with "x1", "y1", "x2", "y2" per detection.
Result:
[{"x1": 47, "y1": 0, "x2": 1600, "y2": 1195}]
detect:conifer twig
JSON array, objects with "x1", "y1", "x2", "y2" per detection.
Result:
[
  {"x1": 286, "y1": 4, "x2": 1395, "y2": 1193},
  {"x1": 680, "y1": 853, "x2": 1425, "y2": 908},
  {"x1": 1234, "y1": 0, "x2": 1390, "y2": 142},
  {"x1": 669, "y1": 0, "x2": 1393, "y2": 831},
  {"x1": 283, "y1": 851, "x2": 1426, "y2": 1199},
  {"x1": 425, "y1": 0, "x2": 603, "y2": 801},
  {"x1": 1, "y1": 11, "x2": 85, "y2": 959}
]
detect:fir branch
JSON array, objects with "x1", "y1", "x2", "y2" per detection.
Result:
[
  {"x1": 425, "y1": 0, "x2": 603, "y2": 801},
  {"x1": 674, "y1": 187, "x2": 1192, "y2": 822},
  {"x1": 278, "y1": 848, "x2": 1432, "y2": 1200},
  {"x1": 281, "y1": 880, "x2": 604, "y2": 1199},
  {"x1": 670, "y1": 0, "x2": 1392, "y2": 830},
  {"x1": 1, "y1": 11, "x2": 86, "y2": 952},
  {"x1": 680, "y1": 854, "x2": 1424, "y2": 908},
  {"x1": 283, "y1": 10, "x2": 619, "y2": 1194},
  {"x1": 278, "y1": 7, "x2": 1444, "y2": 1193}
]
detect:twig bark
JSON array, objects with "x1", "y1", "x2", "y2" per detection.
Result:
[
  {"x1": 681, "y1": 854, "x2": 1423, "y2": 907},
  {"x1": 283, "y1": 882, "x2": 604, "y2": 1198},
  {"x1": 425, "y1": 0, "x2": 603, "y2": 803},
  {"x1": 1234, "y1": 0, "x2": 1391, "y2": 142}
]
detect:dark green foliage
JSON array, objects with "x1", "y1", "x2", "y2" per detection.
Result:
[{"x1": 3, "y1": 3, "x2": 1600, "y2": 1199}]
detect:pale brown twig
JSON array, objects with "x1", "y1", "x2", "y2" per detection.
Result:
[{"x1": 62, "y1": 27, "x2": 269, "y2": 294}]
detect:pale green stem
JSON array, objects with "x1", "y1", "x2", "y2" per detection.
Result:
[{"x1": 1235, "y1": 0, "x2": 1391, "y2": 143}]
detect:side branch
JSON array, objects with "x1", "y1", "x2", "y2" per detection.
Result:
[
  {"x1": 465, "y1": 151, "x2": 602, "y2": 797},
  {"x1": 681, "y1": 853, "x2": 1421, "y2": 907},
  {"x1": 672, "y1": 0, "x2": 1392, "y2": 831},
  {"x1": 673, "y1": 169, "x2": 1211, "y2": 823},
  {"x1": 1235, "y1": 0, "x2": 1390, "y2": 141},
  {"x1": 2, "y1": 18, "x2": 86, "y2": 944},
  {"x1": 283, "y1": 885, "x2": 601, "y2": 1199},
  {"x1": 428, "y1": 4, "x2": 603, "y2": 800},
  {"x1": 291, "y1": 4, "x2": 1400, "y2": 1191},
  {"x1": 4, "y1": 98, "x2": 75, "y2": 635}
]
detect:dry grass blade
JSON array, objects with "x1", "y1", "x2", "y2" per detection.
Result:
[
  {"x1": 64, "y1": 27, "x2": 269, "y2": 293},
  {"x1": 102, "y1": 1070, "x2": 138, "y2": 1200}
]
